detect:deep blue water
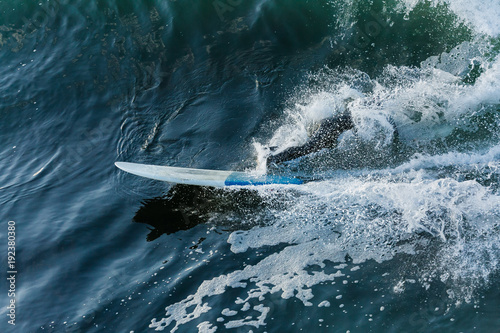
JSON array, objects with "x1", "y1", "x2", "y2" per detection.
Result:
[{"x1": 1, "y1": 0, "x2": 500, "y2": 332}]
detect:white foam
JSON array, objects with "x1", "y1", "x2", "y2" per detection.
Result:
[
  {"x1": 318, "y1": 301, "x2": 331, "y2": 308},
  {"x1": 221, "y1": 309, "x2": 237, "y2": 317},
  {"x1": 451, "y1": 0, "x2": 500, "y2": 36},
  {"x1": 400, "y1": 0, "x2": 500, "y2": 36},
  {"x1": 391, "y1": 144, "x2": 500, "y2": 173},
  {"x1": 224, "y1": 305, "x2": 269, "y2": 329},
  {"x1": 197, "y1": 322, "x2": 217, "y2": 333}
]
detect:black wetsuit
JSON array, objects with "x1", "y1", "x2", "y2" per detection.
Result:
[{"x1": 267, "y1": 114, "x2": 354, "y2": 165}]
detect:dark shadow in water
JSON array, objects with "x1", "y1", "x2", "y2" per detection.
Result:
[{"x1": 133, "y1": 184, "x2": 270, "y2": 241}]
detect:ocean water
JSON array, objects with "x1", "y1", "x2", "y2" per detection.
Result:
[{"x1": 1, "y1": 0, "x2": 500, "y2": 332}]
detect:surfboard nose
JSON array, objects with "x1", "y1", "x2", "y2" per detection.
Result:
[
  {"x1": 115, "y1": 161, "x2": 303, "y2": 187},
  {"x1": 115, "y1": 161, "x2": 130, "y2": 171}
]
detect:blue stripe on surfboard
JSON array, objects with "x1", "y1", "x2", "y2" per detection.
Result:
[{"x1": 224, "y1": 173, "x2": 303, "y2": 186}]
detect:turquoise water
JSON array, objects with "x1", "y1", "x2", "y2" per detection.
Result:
[{"x1": 1, "y1": 0, "x2": 500, "y2": 332}]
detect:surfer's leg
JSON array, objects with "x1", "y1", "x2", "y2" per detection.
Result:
[
  {"x1": 267, "y1": 114, "x2": 354, "y2": 165},
  {"x1": 306, "y1": 114, "x2": 354, "y2": 149},
  {"x1": 267, "y1": 145, "x2": 316, "y2": 165}
]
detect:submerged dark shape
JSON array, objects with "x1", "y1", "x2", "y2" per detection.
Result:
[{"x1": 133, "y1": 184, "x2": 268, "y2": 241}]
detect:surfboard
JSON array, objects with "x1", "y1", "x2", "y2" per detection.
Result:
[{"x1": 115, "y1": 162, "x2": 303, "y2": 187}]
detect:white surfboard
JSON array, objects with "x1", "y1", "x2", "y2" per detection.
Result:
[{"x1": 115, "y1": 162, "x2": 303, "y2": 187}]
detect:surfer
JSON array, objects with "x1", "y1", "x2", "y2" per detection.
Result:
[
  {"x1": 266, "y1": 113, "x2": 355, "y2": 165},
  {"x1": 266, "y1": 112, "x2": 399, "y2": 165}
]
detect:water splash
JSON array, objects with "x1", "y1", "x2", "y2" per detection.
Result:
[{"x1": 150, "y1": 1, "x2": 500, "y2": 331}]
